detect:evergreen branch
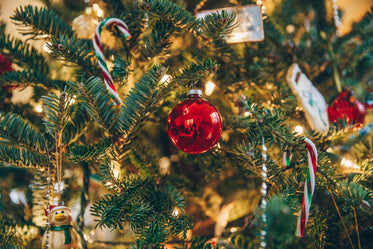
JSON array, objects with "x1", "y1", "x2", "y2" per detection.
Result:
[
  {"x1": 41, "y1": 91, "x2": 74, "y2": 142},
  {"x1": 91, "y1": 192, "x2": 153, "y2": 231},
  {"x1": 67, "y1": 138, "x2": 112, "y2": 163},
  {"x1": 172, "y1": 59, "x2": 218, "y2": 87},
  {"x1": 231, "y1": 144, "x2": 279, "y2": 191},
  {"x1": 0, "y1": 218, "x2": 19, "y2": 249},
  {"x1": 136, "y1": 216, "x2": 169, "y2": 245},
  {"x1": 112, "y1": 55, "x2": 131, "y2": 86},
  {"x1": 326, "y1": 186, "x2": 355, "y2": 249},
  {"x1": 263, "y1": 17, "x2": 286, "y2": 49},
  {"x1": 337, "y1": 179, "x2": 372, "y2": 209},
  {"x1": 0, "y1": 145, "x2": 46, "y2": 167},
  {"x1": 102, "y1": 0, "x2": 127, "y2": 18},
  {"x1": 0, "y1": 70, "x2": 64, "y2": 89},
  {"x1": 138, "y1": 21, "x2": 174, "y2": 61},
  {"x1": 0, "y1": 113, "x2": 44, "y2": 151},
  {"x1": 117, "y1": 65, "x2": 165, "y2": 142},
  {"x1": 62, "y1": 103, "x2": 92, "y2": 145},
  {"x1": 67, "y1": 78, "x2": 118, "y2": 135},
  {"x1": 187, "y1": 237, "x2": 212, "y2": 249},
  {"x1": 90, "y1": 175, "x2": 155, "y2": 229},
  {"x1": 48, "y1": 35, "x2": 99, "y2": 76},
  {"x1": 0, "y1": 34, "x2": 48, "y2": 74},
  {"x1": 199, "y1": 10, "x2": 237, "y2": 39},
  {"x1": 11, "y1": 5, "x2": 73, "y2": 38},
  {"x1": 97, "y1": 156, "x2": 122, "y2": 190},
  {"x1": 228, "y1": 101, "x2": 303, "y2": 148},
  {"x1": 90, "y1": 175, "x2": 193, "y2": 244},
  {"x1": 140, "y1": 0, "x2": 198, "y2": 31},
  {"x1": 129, "y1": 147, "x2": 160, "y2": 177}
]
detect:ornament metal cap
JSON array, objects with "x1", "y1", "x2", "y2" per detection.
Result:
[{"x1": 187, "y1": 89, "x2": 202, "y2": 96}]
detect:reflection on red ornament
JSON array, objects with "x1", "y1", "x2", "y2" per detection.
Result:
[
  {"x1": 167, "y1": 89, "x2": 223, "y2": 154},
  {"x1": 327, "y1": 89, "x2": 366, "y2": 129}
]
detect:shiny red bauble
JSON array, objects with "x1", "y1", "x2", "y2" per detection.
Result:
[
  {"x1": 167, "y1": 89, "x2": 223, "y2": 154},
  {"x1": 327, "y1": 89, "x2": 366, "y2": 129}
]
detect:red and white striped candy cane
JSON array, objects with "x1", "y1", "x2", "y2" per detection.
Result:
[
  {"x1": 93, "y1": 18, "x2": 131, "y2": 106},
  {"x1": 296, "y1": 137, "x2": 318, "y2": 237}
]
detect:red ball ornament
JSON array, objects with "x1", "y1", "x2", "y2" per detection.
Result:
[
  {"x1": 168, "y1": 89, "x2": 223, "y2": 154},
  {"x1": 0, "y1": 53, "x2": 18, "y2": 91},
  {"x1": 327, "y1": 89, "x2": 366, "y2": 129}
]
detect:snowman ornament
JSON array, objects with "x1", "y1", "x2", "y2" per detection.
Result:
[{"x1": 42, "y1": 206, "x2": 78, "y2": 249}]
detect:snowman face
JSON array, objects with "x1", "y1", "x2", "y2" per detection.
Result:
[{"x1": 49, "y1": 208, "x2": 72, "y2": 225}]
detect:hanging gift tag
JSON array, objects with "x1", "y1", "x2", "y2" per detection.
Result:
[
  {"x1": 196, "y1": 5, "x2": 264, "y2": 43},
  {"x1": 287, "y1": 63, "x2": 329, "y2": 132}
]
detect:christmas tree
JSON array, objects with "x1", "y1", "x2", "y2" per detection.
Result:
[{"x1": 0, "y1": 0, "x2": 372, "y2": 248}]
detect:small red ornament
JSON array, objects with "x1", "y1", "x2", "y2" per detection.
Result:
[
  {"x1": 0, "y1": 53, "x2": 18, "y2": 91},
  {"x1": 167, "y1": 89, "x2": 222, "y2": 154},
  {"x1": 327, "y1": 89, "x2": 366, "y2": 129}
]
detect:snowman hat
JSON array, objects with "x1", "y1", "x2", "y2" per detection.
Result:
[
  {"x1": 51, "y1": 206, "x2": 69, "y2": 212},
  {"x1": 45, "y1": 205, "x2": 70, "y2": 216}
]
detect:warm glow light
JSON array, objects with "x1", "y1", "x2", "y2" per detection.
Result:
[
  {"x1": 244, "y1": 111, "x2": 251, "y2": 117},
  {"x1": 97, "y1": 9, "x2": 104, "y2": 17},
  {"x1": 159, "y1": 156, "x2": 171, "y2": 175},
  {"x1": 9, "y1": 189, "x2": 27, "y2": 205},
  {"x1": 205, "y1": 81, "x2": 216, "y2": 96},
  {"x1": 93, "y1": 4, "x2": 104, "y2": 17},
  {"x1": 160, "y1": 74, "x2": 172, "y2": 85},
  {"x1": 111, "y1": 161, "x2": 121, "y2": 179},
  {"x1": 294, "y1": 125, "x2": 304, "y2": 135},
  {"x1": 35, "y1": 104, "x2": 43, "y2": 113},
  {"x1": 43, "y1": 42, "x2": 52, "y2": 53},
  {"x1": 341, "y1": 157, "x2": 360, "y2": 170},
  {"x1": 92, "y1": 3, "x2": 99, "y2": 11},
  {"x1": 172, "y1": 208, "x2": 179, "y2": 216},
  {"x1": 85, "y1": 7, "x2": 92, "y2": 15}
]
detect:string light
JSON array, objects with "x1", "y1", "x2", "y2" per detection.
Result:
[
  {"x1": 159, "y1": 156, "x2": 171, "y2": 175},
  {"x1": 43, "y1": 43, "x2": 52, "y2": 53},
  {"x1": 172, "y1": 208, "x2": 179, "y2": 216},
  {"x1": 93, "y1": 4, "x2": 104, "y2": 17},
  {"x1": 341, "y1": 157, "x2": 359, "y2": 170},
  {"x1": 35, "y1": 104, "x2": 43, "y2": 113},
  {"x1": 205, "y1": 81, "x2": 216, "y2": 96},
  {"x1": 159, "y1": 74, "x2": 172, "y2": 85},
  {"x1": 294, "y1": 125, "x2": 304, "y2": 135}
]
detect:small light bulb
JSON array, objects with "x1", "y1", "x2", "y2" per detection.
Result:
[
  {"x1": 172, "y1": 208, "x2": 179, "y2": 216},
  {"x1": 43, "y1": 43, "x2": 52, "y2": 53},
  {"x1": 159, "y1": 156, "x2": 171, "y2": 175},
  {"x1": 160, "y1": 74, "x2": 172, "y2": 85},
  {"x1": 341, "y1": 157, "x2": 359, "y2": 170},
  {"x1": 85, "y1": 7, "x2": 92, "y2": 15},
  {"x1": 294, "y1": 125, "x2": 304, "y2": 135},
  {"x1": 205, "y1": 81, "x2": 216, "y2": 96},
  {"x1": 97, "y1": 9, "x2": 104, "y2": 17},
  {"x1": 35, "y1": 104, "x2": 43, "y2": 113}
]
